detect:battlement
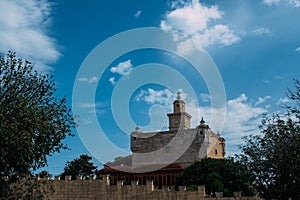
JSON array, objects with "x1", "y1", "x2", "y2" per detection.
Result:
[{"x1": 30, "y1": 175, "x2": 260, "y2": 200}]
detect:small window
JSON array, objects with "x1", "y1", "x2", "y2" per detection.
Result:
[
  {"x1": 215, "y1": 149, "x2": 218, "y2": 155},
  {"x1": 133, "y1": 137, "x2": 137, "y2": 140}
]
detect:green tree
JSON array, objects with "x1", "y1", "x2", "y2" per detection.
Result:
[
  {"x1": 38, "y1": 170, "x2": 51, "y2": 179},
  {"x1": 61, "y1": 154, "x2": 97, "y2": 180},
  {"x1": 238, "y1": 80, "x2": 300, "y2": 200},
  {"x1": 0, "y1": 52, "x2": 75, "y2": 198},
  {"x1": 176, "y1": 158, "x2": 255, "y2": 197},
  {"x1": 105, "y1": 155, "x2": 132, "y2": 166}
]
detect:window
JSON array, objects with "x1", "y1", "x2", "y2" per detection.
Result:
[
  {"x1": 215, "y1": 149, "x2": 218, "y2": 155},
  {"x1": 133, "y1": 137, "x2": 136, "y2": 140}
]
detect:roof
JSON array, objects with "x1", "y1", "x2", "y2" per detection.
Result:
[{"x1": 97, "y1": 163, "x2": 185, "y2": 174}]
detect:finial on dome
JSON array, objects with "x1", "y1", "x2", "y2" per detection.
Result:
[
  {"x1": 200, "y1": 117, "x2": 205, "y2": 125},
  {"x1": 135, "y1": 124, "x2": 140, "y2": 132},
  {"x1": 177, "y1": 91, "x2": 182, "y2": 100}
]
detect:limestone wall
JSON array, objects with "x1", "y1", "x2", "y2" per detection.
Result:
[
  {"x1": 42, "y1": 176, "x2": 260, "y2": 200},
  {"x1": 131, "y1": 127, "x2": 225, "y2": 166}
]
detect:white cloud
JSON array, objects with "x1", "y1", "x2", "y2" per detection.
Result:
[
  {"x1": 135, "y1": 88, "x2": 175, "y2": 107},
  {"x1": 295, "y1": 47, "x2": 300, "y2": 52},
  {"x1": 277, "y1": 97, "x2": 291, "y2": 105},
  {"x1": 193, "y1": 24, "x2": 240, "y2": 47},
  {"x1": 262, "y1": 0, "x2": 281, "y2": 6},
  {"x1": 109, "y1": 77, "x2": 116, "y2": 85},
  {"x1": 255, "y1": 96, "x2": 271, "y2": 106},
  {"x1": 200, "y1": 93, "x2": 211, "y2": 102},
  {"x1": 77, "y1": 102, "x2": 107, "y2": 116},
  {"x1": 82, "y1": 118, "x2": 93, "y2": 125},
  {"x1": 162, "y1": 0, "x2": 222, "y2": 35},
  {"x1": 78, "y1": 103, "x2": 100, "y2": 109},
  {"x1": 134, "y1": 10, "x2": 142, "y2": 18},
  {"x1": 160, "y1": 0, "x2": 240, "y2": 49},
  {"x1": 252, "y1": 28, "x2": 271, "y2": 35},
  {"x1": 288, "y1": 0, "x2": 300, "y2": 7},
  {"x1": 274, "y1": 75, "x2": 283, "y2": 79},
  {"x1": 78, "y1": 76, "x2": 97, "y2": 83},
  {"x1": 263, "y1": 0, "x2": 300, "y2": 7},
  {"x1": 110, "y1": 60, "x2": 133, "y2": 76},
  {"x1": 0, "y1": 0, "x2": 60, "y2": 71},
  {"x1": 77, "y1": 102, "x2": 106, "y2": 108},
  {"x1": 221, "y1": 94, "x2": 267, "y2": 155},
  {"x1": 135, "y1": 90, "x2": 147, "y2": 102}
]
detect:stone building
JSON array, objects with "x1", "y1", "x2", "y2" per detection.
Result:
[
  {"x1": 130, "y1": 91, "x2": 225, "y2": 167},
  {"x1": 99, "y1": 92, "x2": 225, "y2": 188}
]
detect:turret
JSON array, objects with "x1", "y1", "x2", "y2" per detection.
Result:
[{"x1": 167, "y1": 91, "x2": 191, "y2": 131}]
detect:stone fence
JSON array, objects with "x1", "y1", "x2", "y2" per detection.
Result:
[{"x1": 32, "y1": 175, "x2": 260, "y2": 200}]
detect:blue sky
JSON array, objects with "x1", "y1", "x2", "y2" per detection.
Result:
[{"x1": 1, "y1": 0, "x2": 300, "y2": 175}]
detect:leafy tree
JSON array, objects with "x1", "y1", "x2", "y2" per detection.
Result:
[
  {"x1": 0, "y1": 52, "x2": 75, "y2": 198},
  {"x1": 38, "y1": 170, "x2": 51, "y2": 179},
  {"x1": 176, "y1": 158, "x2": 255, "y2": 197},
  {"x1": 238, "y1": 80, "x2": 300, "y2": 200},
  {"x1": 61, "y1": 154, "x2": 97, "y2": 180},
  {"x1": 105, "y1": 155, "x2": 132, "y2": 166}
]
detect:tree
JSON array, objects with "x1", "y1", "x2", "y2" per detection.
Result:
[
  {"x1": 238, "y1": 80, "x2": 300, "y2": 200},
  {"x1": 105, "y1": 155, "x2": 132, "y2": 166},
  {"x1": 38, "y1": 170, "x2": 51, "y2": 179},
  {"x1": 176, "y1": 158, "x2": 255, "y2": 197},
  {"x1": 0, "y1": 52, "x2": 75, "y2": 197},
  {"x1": 61, "y1": 154, "x2": 97, "y2": 180}
]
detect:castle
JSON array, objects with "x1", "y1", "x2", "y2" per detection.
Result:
[
  {"x1": 130, "y1": 91, "x2": 225, "y2": 167},
  {"x1": 99, "y1": 91, "x2": 225, "y2": 187}
]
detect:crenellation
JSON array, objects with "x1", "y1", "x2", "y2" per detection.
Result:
[
  {"x1": 179, "y1": 186, "x2": 186, "y2": 191},
  {"x1": 33, "y1": 178, "x2": 260, "y2": 200},
  {"x1": 131, "y1": 180, "x2": 138, "y2": 186}
]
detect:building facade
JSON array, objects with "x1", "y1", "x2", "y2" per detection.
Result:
[
  {"x1": 99, "y1": 92, "x2": 226, "y2": 188},
  {"x1": 130, "y1": 91, "x2": 225, "y2": 167}
]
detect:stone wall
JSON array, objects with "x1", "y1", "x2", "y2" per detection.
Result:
[
  {"x1": 42, "y1": 176, "x2": 260, "y2": 200},
  {"x1": 131, "y1": 127, "x2": 225, "y2": 167}
]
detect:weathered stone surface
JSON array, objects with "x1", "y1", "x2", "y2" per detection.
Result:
[
  {"x1": 42, "y1": 178, "x2": 260, "y2": 200},
  {"x1": 130, "y1": 95, "x2": 226, "y2": 167}
]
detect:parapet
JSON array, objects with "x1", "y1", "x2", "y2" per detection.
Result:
[{"x1": 24, "y1": 175, "x2": 259, "y2": 200}]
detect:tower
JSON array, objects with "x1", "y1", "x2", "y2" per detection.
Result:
[{"x1": 167, "y1": 91, "x2": 192, "y2": 131}]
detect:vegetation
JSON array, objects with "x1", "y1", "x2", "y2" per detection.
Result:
[
  {"x1": 238, "y1": 80, "x2": 300, "y2": 200},
  {"x1": 176, "y1": 158, "x2": 255, "y2": 197},
  {"x1": 105, "y1": 155, "x2": 132, "y2": 166},
  {"x1": 60, "y1": 154, "x2": 97, "y2": 180},
  {"x1": 0, "y1": 52, "x2": 75, "y2": 198}
]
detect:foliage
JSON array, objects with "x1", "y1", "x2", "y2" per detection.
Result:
[
  {"x1": 186, "y1": 185, "x2": 198, "y2": 191},
  {"x1": 105, "y1": 155, "x2": 132, "y2": 166},
  {"x1": 0, "y1": 51, "x2": 75, "y2": 198},
  {"x1": 4, "y1": 176, "x2": 54, "y2": 200},
  {"x1": 38, "y1": 170, "x2": 52, "y2": 179},
  {"x1": 176, "y1": 158, "x2": 255, "y2": 197},
  {"x1": 61, "y1": 154, "x2": 97, "y2": 180},
  {"x1": 238, "y1": 80, "x2": 300, "y2": 200}
]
